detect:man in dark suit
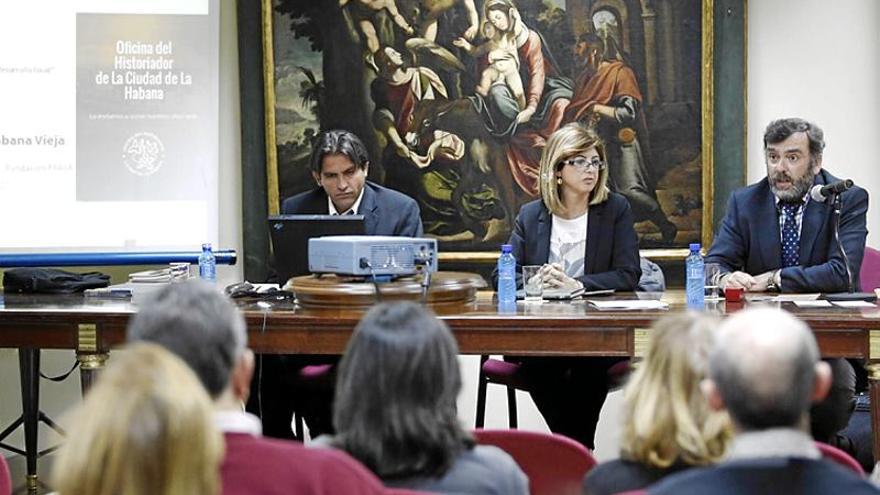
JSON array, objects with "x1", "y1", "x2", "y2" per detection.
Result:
[
  {"x1": 127, "y1": 282, "x2": 387, "y2": 495},
  {"x1": 281, "y1": 129, "x2": 423, "y2": 237},
  {"x1": 706, "y1": 118, "x2": 868, "y2": 293},
  {"x1": 649, "y1": 308, "x2": 880, "y2": 495},
  {"x1": 261, "y1": 129, "x2": 423, "y2": 440},
  {"x1": 706, "y1": 118, "x2": 868, "y2": 451}
]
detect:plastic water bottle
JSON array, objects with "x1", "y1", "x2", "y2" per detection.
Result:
[
  {"x1": 497, "y1": 244, "x2": 516, "y2": 305},
  {"x1": 199, "y1": 243, "x2": 216, "y2": 282},
  {"x1": 685, "y1": 243, "x2": 704, "y2": 309}
]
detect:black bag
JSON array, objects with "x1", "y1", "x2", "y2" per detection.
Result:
[{"x1": 2, "y1": 268, "x2": 110, "y2": 293}]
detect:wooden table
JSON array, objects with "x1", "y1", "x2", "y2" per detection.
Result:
[{"x1": 1, "y1": 290, "x2": 880, "y2": 491}]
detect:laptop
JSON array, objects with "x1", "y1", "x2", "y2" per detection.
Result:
[{"x1": 268, "y1": 214, "x2": 366, "y2": 284}]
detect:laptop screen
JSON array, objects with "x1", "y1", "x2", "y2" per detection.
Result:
[{"x1": 268, "y1": 214, "x2": 366, "y2": 284}]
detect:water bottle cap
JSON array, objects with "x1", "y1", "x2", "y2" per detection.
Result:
[
  {"x1": 689, "y1": 243, "x2": 701, "y2": 252},
  {"x1": 501, "y1": 244, "x2": 512, "y2": 254},
  {"x1": 202, "y1": 243, "x2": 212, "y2": 250}
]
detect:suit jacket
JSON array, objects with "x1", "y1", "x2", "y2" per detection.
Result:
[
  {"x1": 648, "y1": 457, "x2": 880, "y2": 495},
  {"x1": 281, "y1": 181, "x2": 424, "y2": 237},
  {"x1": 221, "y1": 433, "x2": 386, "y2": 495},
  {"x1": 706, "y1": 169, "x2": 868, "y2": 293},
  {"x1": 494, "y1": 193, "x2": 641, "y2": 291}
]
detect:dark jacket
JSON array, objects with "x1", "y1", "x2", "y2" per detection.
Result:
[
  {"x1": 648, "y1": 457, "x2": 880, "y2": 495},
  {"x1": 281, "y1": 181, "x2": 424, "y2": 237},
  {"x1": 705, "y1": 169, "x2": 868, "y2": 292},
  {"x1": 583, "y1": 458, "x2": 691, "y2": 495},
  {"x1": 493, "y1": 193, "x2": 641, "y2": 291}
]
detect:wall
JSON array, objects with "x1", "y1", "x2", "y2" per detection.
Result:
[{"x1": 747, "y1": 0, "x2": 879, "y2": 247}]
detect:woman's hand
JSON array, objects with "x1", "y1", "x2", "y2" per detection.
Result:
[
  {"x1": 516, "y1": 106, "x2": 535, "y2": 124},
  {"x1": 541, "y1": 263, "x2": 582, "y2": 290}
]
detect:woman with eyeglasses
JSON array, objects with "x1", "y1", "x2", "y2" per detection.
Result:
[{"x1": 493, "y1": 122, "x2": 641, "y2": 449}]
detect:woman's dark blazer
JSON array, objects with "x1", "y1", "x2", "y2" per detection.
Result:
[{"x1": 493, "y1": 193, "x2": 641, "y2": 291}]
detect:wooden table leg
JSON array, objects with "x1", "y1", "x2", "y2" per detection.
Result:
[
  {"x1": 868, "y1": 363, "x2": 880, "y2": 463},
  {"x1": 77, "y1": 352, "x2": 109, "y2": 394},
  {"x1": 18, "y1": 348, "x2": 40, "y2": 495}
]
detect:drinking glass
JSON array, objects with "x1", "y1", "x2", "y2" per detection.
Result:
[
  {"x1": 704, "y1": 263, "x2": 722, "y2": 300},
  {"x1": 522, "y1": 265, "x2": 543, "y2": 302}
]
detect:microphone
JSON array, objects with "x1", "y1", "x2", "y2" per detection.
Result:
[{"x1": 810, "y1": 179, "x2": 854, "y2": 202}]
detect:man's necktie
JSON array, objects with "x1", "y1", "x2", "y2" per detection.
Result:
[{"x1": 780, "y1": 202, "x2": 801, "y2": 267}]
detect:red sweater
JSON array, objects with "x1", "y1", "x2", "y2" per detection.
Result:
[{"x1": 221, "y1": 433, "x2": 387, "y2": 495}]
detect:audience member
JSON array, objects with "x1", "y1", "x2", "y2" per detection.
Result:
[
  {"x1": 649, "y1": 308, "x2": 880, "y2": 495},
  {"x1": 51, "y1": 343, "x2": 222, "y2": 495},
  {"x1": 323, "y1": 302, "x2": 529, "y2": 494},
  {"x1": 127, "y1": 280, "x2": 387, "y2": 495},
  {"x1": 583, "y1": 313, "x2": 730, "y2": 495}
]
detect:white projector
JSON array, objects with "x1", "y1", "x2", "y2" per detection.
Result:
[{"x1": 308, "y1": 236, "x2": 438, "y2": 277}]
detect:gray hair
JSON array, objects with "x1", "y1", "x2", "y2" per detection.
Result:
[
  {"x1": 126, "y1": 280, "x2": 247, "y2": 398},
  {"x1": 309, "y1": 129, "x2": 370, "y2": 174},
  {"x1": 709, "y1": 308, "x2": 818, "y2": 431},
  {"x1": 763, "y1": 118, "x2": 825, "y2": 159},
  {"x1": 333, "y1": 302, "x2": 473, "y2": 480}
]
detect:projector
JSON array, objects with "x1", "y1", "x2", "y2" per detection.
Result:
[{"x1": 308, "y1": 236, "x2": 438, "y2": 277}]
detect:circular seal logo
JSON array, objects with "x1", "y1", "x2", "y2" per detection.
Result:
[{"x1": 122, "y1": 132, "x2": 165, "y2": 176}]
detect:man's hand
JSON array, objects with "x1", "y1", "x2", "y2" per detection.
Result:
[
  {"x1": 722, "y1": 271, "x2": 757, "y2": 291},
  {"x1": 516, "y1": 106, "x2": 536, "y2": 124}
]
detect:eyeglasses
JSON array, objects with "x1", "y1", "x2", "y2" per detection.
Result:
[{"x1": 559, "y1": 156, "x2": 606, "y2": 172}]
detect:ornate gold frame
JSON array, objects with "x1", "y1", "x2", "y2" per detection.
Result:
[{"x1": 260, "y1": 0, "x2": 725, "y2": 262}]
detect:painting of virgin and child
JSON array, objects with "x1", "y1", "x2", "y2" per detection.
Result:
[{"x1": 269, "y1": 0, "x2": 704, "y2": 251}]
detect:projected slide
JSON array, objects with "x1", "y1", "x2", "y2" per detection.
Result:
[{"x1": 0, "y1": 0, "x2": 218, "y2": 251}]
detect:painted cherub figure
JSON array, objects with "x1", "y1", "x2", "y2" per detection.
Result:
[{"x1": 340, "y1": 0, "x2": 415, "y2": 54}]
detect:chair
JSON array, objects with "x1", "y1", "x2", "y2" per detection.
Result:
[
  {"x1": 860, "y1": 246, "x2": 880, "y2": 292},
  {"x1": 473, "y1": 429, "x2": 596, "y2": 495},
  {"x1": 0, "y1": 455, "x2": 10, "y2": 495},
  {"x1": 474, "y1": 356, "x2": 630, "y2": 428},
  {"x1": 816, "y1": 441, "x2": 865, "y2": 475}
]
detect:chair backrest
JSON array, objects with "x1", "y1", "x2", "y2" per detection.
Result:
[
  {"x1": 815, "y1": 441, "x2": 865, "y2": 475},
  {"x1": 0, "y1": 455, "x2": 10, "y2": 495},
  {"x1": 473, "y1": 429, "x2": 596, "y2": 495},
  {"x1": 860, "y1": 246, "x2": 880, "y2": 292}
]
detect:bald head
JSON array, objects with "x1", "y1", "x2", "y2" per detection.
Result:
[{"x1": 709, "y1": 308, "x2": 827, "y2": 431}]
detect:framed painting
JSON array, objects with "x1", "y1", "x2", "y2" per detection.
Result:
[{"x1": 238, "y1": 0, "x2": 745, "y2": 279}]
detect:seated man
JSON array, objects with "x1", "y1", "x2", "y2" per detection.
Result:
[
  {"x1": 706, "y1": 117, "x2": 868, "y2": 448},
  {"x1": 127, "y1": 281, "x2": 387, "y2": 495},
  {"x1": 261, "y1": 129, "x2": 425, "y2": 439},
  {"x1": 650, "y1": 308, "x2": 880, "y2": 495}
]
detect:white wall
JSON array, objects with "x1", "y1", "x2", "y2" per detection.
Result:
[{"x1": 747, "y1": 0, "x2": 880, "y2": 247}]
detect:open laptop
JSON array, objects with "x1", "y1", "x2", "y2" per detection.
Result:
[{"x1": 268, "y1": 214, "x2": 366, "y2": 284}]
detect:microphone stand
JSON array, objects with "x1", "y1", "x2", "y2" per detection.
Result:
[{"x1": 832, "y1": 191, "x2": 855, "y2": 294}]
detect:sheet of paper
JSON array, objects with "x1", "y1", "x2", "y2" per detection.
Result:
[
  {"x1": 831, "y1": 300, "x2": 877, "y2": 308},
  {"x1": 586, "y1": 300, "x2": 669, "y2": 311},
  {"x1": 772, "y1": 293, "x2": 821, "y2": 302},
  {"x1": 793, "y1": 300, "x2": 833, "y2": 308}
]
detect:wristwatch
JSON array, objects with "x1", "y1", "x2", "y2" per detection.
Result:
[{"x1": 766, "y1": 270, "x2": 781, "y2": 292}]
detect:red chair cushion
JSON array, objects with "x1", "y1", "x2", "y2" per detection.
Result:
[
  {"x1": 482, "y1": 359, "x2": 532, "y2": 390},
  {"x1": 860, "y1": 246, "x2": 880, "y2": 292}
]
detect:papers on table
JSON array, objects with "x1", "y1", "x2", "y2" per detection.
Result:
[
  {"x1": 831, "y1": 300, "x2": 877, "y2": 308},
  {"x1": 586, "y1": 299, "x2": 669, "y2": 311},
  {"x1": 793, "y1": 300, "x2": 877, "y2": 308},
  {"x1": 792, "y1": 300, "x2": 833, "y2": 308}
]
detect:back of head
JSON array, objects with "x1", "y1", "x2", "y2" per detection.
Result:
[
  {"x1": 52, "y1": 343, "x2": 222, "y2": 495},
  {"x1": 710, "y1": 308, "x2": 819, "y2": 431},
  {"x1": 309, "y1": 129, "x2": 370, "y2": 174},
  {"x1": 334, "y1": 301, "x2": 472, "y2": 480},
  {"x1": 621, "y1": 313, "x2": 730, "y2": 468},
  {"x1": 126, "y1": 280, "x2": 246, "y2": 398}
]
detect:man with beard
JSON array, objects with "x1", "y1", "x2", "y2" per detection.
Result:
[
  {"x1": 705, "y1": 117, "x2": 868, "y2": 457},
  {"x1": 706, "y1": 118, "x2": 868, "y2": 293}
]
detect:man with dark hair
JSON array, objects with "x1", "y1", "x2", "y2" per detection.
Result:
[
  {"x1": 650, "y1": 308, "x2": 880, "y2": 495},
  {"x1": 127, "y1": 281, "x2": 387, "y2": 495},
  {"x1": 281, "y1": 128, "x2": 423, "y2": 236},
  {"x1": 261, "y1": 129, "x2": 424, "y2": 440},
  {"x1": 707, "y1": 117, "x2": 868, "y2": 293},
  {"x1": 706, "y1": 117, "x2": 869, "y2": 451}
]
